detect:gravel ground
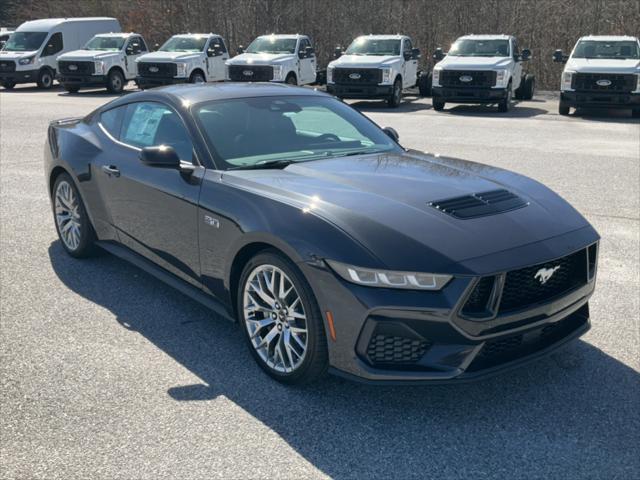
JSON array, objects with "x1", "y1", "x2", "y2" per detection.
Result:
[{"x1": 1, "y1": 84, "x2": 639, "y2": 479}]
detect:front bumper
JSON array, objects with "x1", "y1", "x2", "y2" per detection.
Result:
[
  {"x1": 432, "y1": 86, "x2": 508, "y2": 104},
  {"x1": 327, "y1": 83, "x2": 393, "y2": 99},
  {"x1": 136, "y1": 76, "x2": 188, "y2": 89},
  {"x1": 561, "y1": 91, "x2": 640, "y2": 109},
  {"x1": 57, "y1": 74, "x2": 107, "y2": 87},
  {"x1": 0, "y1": 69, "x2": 39, "y2": 84}
]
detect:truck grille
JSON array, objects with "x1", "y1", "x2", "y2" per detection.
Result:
[
  {"x1": 58, "y1": 61, "x2": 95, "y2": 75},
  {"x1": 333, "y1": 68, "x2": 382, "y2": 85},
  {"x1": 228, "y1": 65, "x2": 274, "y2": 82},
  {"x1": 440, "y1": 70, "x2": 497, "y2": 88},
  {"x1": 0, "y1": 60, "x2": 16, "y2": 73},
  {"x1": 138, "y1": 62, "x2": 177, "y2": 78},
  {"x1": 572, "y1": 73, "x2": 636, "y2": 93}
]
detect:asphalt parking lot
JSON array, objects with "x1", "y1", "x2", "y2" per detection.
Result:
[{"x1": 1, "y1": 84, "x2": 639, "y2": 479}]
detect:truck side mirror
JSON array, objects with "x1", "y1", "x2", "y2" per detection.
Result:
[
  {"x1": 237, "y1": 45, "x2": 244, "y2": 54},
  {"x1": 433, "y1": 47, "x2": 445, "y2": 61},
  {"x1": 553, "y1": 49, "x2": 567, "y2": 63},
  {"x1": 305, "y1": 45, "x2": 314, "y2": 57},
  {"x1": 334, "y1": 46, "x2": 343, "y2": 58},
  {"x1": 154, "y1": 43, "x2": 160, "y2": 51},
  {"x1": 411, "y1": 48, "x2": 421, "y2": 59},
  {"x1": 521, "y1": 48, "x2": 532, "y2": 61}
]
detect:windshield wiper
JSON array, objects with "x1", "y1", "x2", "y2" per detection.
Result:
[{"x1": 229, "y1": 159, "x2": 296, "y2": 171}]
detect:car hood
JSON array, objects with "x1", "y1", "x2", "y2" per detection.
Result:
[
  {"x1": 330, "y1": 54, "x2": 401, "y2": 68},
  {"x1": 565, "y1": 57, "x2": 640, "y2": 74},
  {"x1": 227, "y1": 52, "x2": 295, "y2": 65},
  {"x1": 137, "y1": 51, "x2": 201, "y2": 62},
  {"x1": 438, "y1": 56, "x2": 513, "y2": 70},
  {"x1": 222, "y1": 151, "x2": 595, "y2": 273},
  {"x1": 0, "y1": 50, "x2": 38, "y2": 60},
  {"x1": 57, "y1": 49, "x2": 121, "y2": 61}
]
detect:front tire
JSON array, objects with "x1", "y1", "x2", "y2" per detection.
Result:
[
  {"x1": 432, "y1": 99, "x2": 445, "y2": 111},
  {"x1": 106, "y1": 69, "x2": 125, "y2": 93},
  {"x1": 37, "y1": 68, "x2": 54, "y2": 89},
  {"x1": 387, "y1": 78, "x2": 402, "y2": 108},
  {"x1": 632, "y1": 109, "x2": 640, "y2": 118},
  {"x1": 559, "y1": 101, "x2": 571, "y2": 116},
  {"x1": 285, "y1": 74, "x2": 297, "y2": 86},
  {"x1": 62, "y1": 84, "x2": 79, "y2": 94},
  {"x1": 498, "y1": 84, "x2": 513, "y2": 112},
  {"x1": 52, "y1": 173, "x2": 97, "y2": 258},
  {"x1": 1, "y1": 81, "x2": 16, "y2": 90},
  {"x1": 238, "y1": 250, "x2": 328, "y2": 384},
  {"x1": 189, "y1": 71, "x2": 205, "y2": 84}
]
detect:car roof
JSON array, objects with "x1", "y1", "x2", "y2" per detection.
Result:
[
  {"x1": 16, "y1": 17, "x2": 117, "y2": 32},
  {"x1": 171, "y1": 33, "x2": 220, "y2": 38},
  {"x1": 578, "y1": 35, "x2": 639, "y2": 42},
  {"x1": 255, "y1": 34, "x2": 307, "y2": 39},
  {"x1": 457, "y1": 34, "x2": 513, "y2": 41},
  {"x1": 93, "y1": 32, "x2": 137, "y2": 38},
  {"x1": 355, "y1": 34, "x2": 407, "y2": 40}
]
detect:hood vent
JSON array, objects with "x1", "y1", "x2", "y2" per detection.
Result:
[{"x1": 429, "y1": 189, "x2": 528, "y2": 219}]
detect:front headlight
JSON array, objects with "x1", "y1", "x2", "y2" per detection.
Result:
[
  {"x1": 176, "y1": 62, "x2": 187, "y2": 78},
  {"x1": 94, "y1": 60, "x2": 105, "y2": 75},
  {"x1": 495, "y1": 69, "x2": 509, "y2": 88},
  {"x1": 432, "y1": 67, "x2": 442, "y2": 87},
  {"x1": 635, "y1": 73, "x2": 640, "y2": 92},
  {"x1": 327, "y1": 66, "x2": 334, "y2": 84},
  {"x1": 18, "y1": 56, "x2": 35, "y2": 65},
  {"x1": 326, "y1": 260, "x2": 452, "y2": 291},
  {"x1": 225, "y1": 64, "x2": 230, "y2": 80},
  {"x1": 272, "y1": 65, "x2": 284, "y2": 81},
  {"x1": 381, "y1": 67, "x2": 392, "y2": 84},
  {"x1": 561, "y1": 70, "x2": 575, "y2": 91}
]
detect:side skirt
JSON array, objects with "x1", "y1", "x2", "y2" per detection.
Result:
[{"x1": 96, "y1": 241, "x2": 235, "y2": 322}]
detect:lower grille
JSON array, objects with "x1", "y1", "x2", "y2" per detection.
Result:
[
  {"x1": 0, "y1": 60, "x2": 16, "y2": 73},
  {"x1": 366, "y1": 334, "x2": 430, "y2": 365},
  {"x1": 333, "y1": 68, "x2": 382, "y2": 85},
  {"x1": 572, "y1": 73, "x2": 636, "y2": 92},
  {"x1": 441, "y1": 70, "x2": 497, "y2": 88},
  {"x1": 461, "y1": 276, "x2": 496, "y2": 317},
  {"x1": 58, "y1": 60, "x2": 95, "y2": 75},
  {"x1": 228, "y1": 65, "x2": 274, "y2": 82},
  {"x1": 138, "y1": 62, "x2": 177, "y2": 77}
]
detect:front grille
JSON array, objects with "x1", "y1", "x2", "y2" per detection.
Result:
[
  {"x1": 366, "y1": 334, "x2": 430, "y2": 365},
  {"x1": 0, "y1": 59, "x2": 16, "y2": 73},
  {"x1": 572, "y1": 73, "x2": 636, "y2": 92},
  {"x1": 228, "y1": 65, "x2": 274, "y2": 82},
  {"x1": 441, "y1": 70, "x2": 497, "y2": 88},
  {"x1": 429, "y1": 189, "x2": 528, "y2": 219},
  {"x1": 138, "y1": 62, "x2": 177, "y2": 77},
  {"x1": 333, "y1": 68, "x2": 382, "y2": 85},
  {"x1": 58, "y1": 60, "x2": 95, "y2": 75}
]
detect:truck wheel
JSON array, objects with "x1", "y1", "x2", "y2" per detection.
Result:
[
  {"x1": 189, "y1": 71, "x2": 205, "y2": 84},
  {"x1": 387, "y1": 78, "x2": 402, "y2": 108},
  {"x1": 37, "y1": 68, "x2": 54, "y2": 89},
  {"x1": 63, "y1": 84, "x2": 79, "y2": 94},
  {"x1": 498, "y1": 85, "x2": 513, "y2": 112},
  {"x1": 1, "y1": 81, "x2": 16, "y2": 90},
  {"x1": 106, "y1": 69, "x2": 125, "y2": 93},
  {"x1": 559, "y1": 101, "x2": 570, "y2": 116},
  {"x1": 418, "y1": 72, "x2": 432, "y2": 97},
  {"x1": 285, "y1": 74, "x2": 297, "y2": 86},
  {"x1": 522, "y1": 74, "x2": 535, "y2": 100},
  {"x1": 432, "y1": 99, "x2": 445, "y2": 111}
]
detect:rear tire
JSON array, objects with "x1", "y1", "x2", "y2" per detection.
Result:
[
  {"x1": 106, "y1": 69, "x2": 125, "y2": 93},
  {"x1": 387, "y1": 78, "x2": 402, "y2": 108},
  {"x1": 237, "y1": 250, "x2": 328, "y2": 385},
  {"x1": 1, "y1": 81, "x2": 16, "y2": 90},
  {"x1": 559, "y1": 101, "x2": 571, "y2": 116},
  {"x1": 418, "y1": 71, "x2": 432, "y2": 97},
  {"x1": 37, "y1": 68, "x2": 54, "y2": 89},
  {"x1": 432, "y1": 99, "x2": 445, "y2": 111}
]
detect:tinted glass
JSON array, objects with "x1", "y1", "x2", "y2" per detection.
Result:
[
  {"x1": 449, "y1": 39, "x2": 510, "y2": 57},
  {"x1": 160, "y1": 36, "x2": 208, "y2": 52},
  {"x1": 346, "y1": 38, "x2": 401, "y2": 56},
  {"x1": 195, "y1": 96, "x2": 401, "y2": 170},
  {"x1": 43, "y1": 32, "x2": 63, "y2": 56},
  {"x1": 2, "y1": 32, "x2": 47, "y2": 51},
  {"x1": 100, "y1": 106, "x2": 126, "y2": 138},
  {"x1": 86, "y1": 35, "x2": 125, "y2": 51},
  {"x1": 573, "y1": 40, "x2": 639, "y2": 59},
  {"x1": 246, "y1": 36, "x2": 297, "y2": 54}
]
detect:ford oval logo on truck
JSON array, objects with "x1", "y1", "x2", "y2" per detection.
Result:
[
  {"x1": 149, "y1": 66, "x2": 159, "y2": 73},
  {"x1": 349, "y1": 73, "x2": 361, "y2": 80},
  {"x1": 459, "y1": 75, "x2": 473, "y2": 83},
  {"x1": 243, "y1": 70, "x2": 254, "y2": 76},
  {"x1": 596, "y1": 79, "x2": 612, "y2": 87},
  {"x1": 68, "y1": 64, "x2": 78, "y2": 71}
]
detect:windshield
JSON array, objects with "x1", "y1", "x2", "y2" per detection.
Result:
[
  {"x1": 2, "y1": 31, "x2": 47, "y2": 52},
  {"x1": 448, "y1": 39, "x2": 510, "y2": 57},
  {"x1": 572, "y1": 40, "x2": 639, "y2": 59},
  {"x1": 246, "y1": 36, "x2": 297, "y2": 54},
  {"x1": 195, "y1": 96, "x2": 401, "y2": 170},
  {"x1": 346, "y1": 37, "x2": 400, "y2": 56},
  {"x1": 85, "y1": 35, "x2": 125, "y2": 51},
  {"x1": 160, "y1": 36, "x2": 207, "y2": 52}
]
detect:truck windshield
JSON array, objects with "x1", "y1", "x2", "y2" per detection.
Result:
[
  {"x1": 160, "y1": 36, "x2": 207, "y2": 52},
  {"x1": 85, "y1": 36, "x2": 125, "y2": 51},
  {"x1": 345, "y1": 38, "x2": 400, "y2": 56},
  {"x1": 246, "y1": 37, "x2": 297, "y2": 54},
  {"x1": 195, "y1": 96, "x2": 401, "y2": 170},
  {"x1": 2, "y1": 31, "x2": 47, "y2": 52},
  {"x1": 572, "y1": 40, "x2": 639, "y2": 59},
  {"x1": 448, "y1": 39, "x2": 510, "y2": 57}
]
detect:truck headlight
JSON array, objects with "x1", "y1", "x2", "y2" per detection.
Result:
[
  {"x1": 225, "y1": 64, "x2": 230, "y2": 81},
  {"x1": 326, "y1": 260, "x2": 452, "y2": 291},
  {"x1": 327, "y1": 66, "x2": 334, "y2": 84},
  {"x1": 18, "y1": 56, "x2": 35, "y2": 65},
  {"x1": 561, "y1": 70, "x2": 575, "y2": 91},
  {"x1": 635, "y1": 73, "x2": 640, "y2": 93},
  {"x1": 94, "y1": 60, "x2": 105, "y2": 75},
  {"x1": 272, "y1": 65, "x2": 284, "y2": 81},
  {"x1": 432, "y1": 67, "x2": 442, "y2": 87},
  {"x1": 495, "y1": 69, "x2": 509, "y2": 88},
  {"x1": 176, "y1": 62, "x2": 187, "y2": 78},
  {"x1": 381, "y1": 68, "x2": 392, "y2": 84}
]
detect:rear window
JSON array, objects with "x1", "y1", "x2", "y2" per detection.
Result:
[{"x1": 99, "y1": 106, "x2": 125, "y2": 139}]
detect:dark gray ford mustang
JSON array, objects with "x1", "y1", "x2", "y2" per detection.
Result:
[{"x1": 45, "y1": 83, "x2": 599, "y2": 384}]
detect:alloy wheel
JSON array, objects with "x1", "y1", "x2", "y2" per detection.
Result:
[
  {"x1": 242, "y1": 264, "x2": 308, "y2": 373},
  {"x1": 54, "y1": 180, "x2": 82, "y2": 251}
]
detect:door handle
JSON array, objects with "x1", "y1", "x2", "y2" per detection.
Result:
[{"x1": 102, "y1": 165, "x2": 120, "y2": 177}]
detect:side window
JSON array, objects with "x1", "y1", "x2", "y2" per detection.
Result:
[
  {"x1": 43, "y1": 32, "x2": 63, "y2": 56},
  {"x1": 121, "y1": 102, "x2": 194, "y2": 162},
  {"x1": 214, "y1": 37, "x2": 227, "y2": 53},
  {"x1": 512, "y1": 39, "x2": 519, "y2": 57},
  {"x1": 299, "y1": 38, "x2": 312, "y2": 57},
  {"x1": 99, "y1": 106, "x2": 126, "y2": 139},
  {"x1": 136, "y1": 37, "x2": 148, "y2": 52},
  {"x1": 126, "y1": 37, "x2": 144, "y2": 54},
  {"x1": 403, "y1": 38, "x2": 413, "y2": 54}
]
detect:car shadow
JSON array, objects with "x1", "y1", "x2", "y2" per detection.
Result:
[
  {"x1": 348, "y1": 94, "x2": 429, "y2": 113},
  {"x1": 0, "y1": 84, "x2": 64, "y2": 93},
  {"x1": 569, "y1": 107, "x2": 640, "y2": 124},
  {"x1": 440, "y1": 102, "x2": 548, "y2": 118},
  {"x1": 48, "y1": 241, "x2": 640, "y2": 477}
]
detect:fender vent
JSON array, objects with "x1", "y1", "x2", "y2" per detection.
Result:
[{"x1": 429, "y1": 189, "x2": 528, "y2": 219}]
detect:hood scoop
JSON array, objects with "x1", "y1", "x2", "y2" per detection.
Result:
[{"x1": 429, "y1": 189, "x2": 528, "y2": 219}]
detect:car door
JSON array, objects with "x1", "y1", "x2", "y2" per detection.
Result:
[
  {"x1": 94, "y1": 101, "x2": 204, "y2": 286},
  {"x1": 123, "y1": 36, "x2": 147, "y2": 79},
  {"x1": 205, "y1": 36, "x2": 228, "y2": 81},
  {"x1": 402, "y1": 38, "x2": 418, "y2": 89},
  {"x1": 511, "y1": 38, "x2": 523, "y2": 91},
  {"x1": 297, "y1": 38, "x2": 316, "y2": 84}
]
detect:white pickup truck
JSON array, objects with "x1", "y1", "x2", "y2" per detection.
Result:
[
  {"x1": 431, "y1": 34, "x2": 534, "y2": 112},
  {"x1": 56, "y1": 33, "x2": 148, "y2": 93},
  {"x1": 326, "y1": 34, "x2": 420, "y2": 107},
  {"x1": 554, "y1": 35, "x2": 640, "y2": 117},
  {"x1": 136, "y1": 33, "x2": 229, "y2": 89},
  {"x1": 225, "y1": 34, "x2": 317, "y2": 85}
]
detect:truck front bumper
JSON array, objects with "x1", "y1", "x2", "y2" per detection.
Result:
[
  {"x1": 0, "y1": 69, "x2": 39, "y2": 84},
  {"x1": 327, "y1": 83, "x2": 393, "y2": 99},
  {"x1": 432, "y1": 86, "x2": 508, "y2": 104},
  {"x1": 561, "y1": 91, "x2": 640, "y2": 109},
  {"x1": 57, "y1": 74, "x2": 108, "y2": 87},
  {"x1": 136, "y1": 76, "x2": 188, "y2": 89}
]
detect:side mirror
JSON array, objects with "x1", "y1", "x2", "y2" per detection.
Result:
[
  {"x1": 411, "y1": 48, "x2": 421, "y2": 59},
  {"x1": 237, "y1": 45, "x2": 244, "y2": 54},
  {"x1": 382, "y1": 127, "x2": 399, "y2": 143},
  {"x1": 334, "y1": 46, "x2": 343, "y2": 58},
  {"x1": 521, "y1": 48, "x2": 531, "y2": 61},
  {"x1": 433, "y1": 47, "x2": 445, "y2": 61},
  {"x1": 305, "y1": 45, "x2": 314, "y2": 57},
  {"x1": 154, "y1": 43, "x2": 160, "y2": 51},
  {"x1": 553, "y1": 49, "x2": 567, "y2": 63},
  {"x1": 139, "y1": 145, "x2": 180, "y2": 168}
]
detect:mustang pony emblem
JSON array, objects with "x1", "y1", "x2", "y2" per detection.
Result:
[{"x1": 534, "y1": 266, "x2": 560, "y2": 285}]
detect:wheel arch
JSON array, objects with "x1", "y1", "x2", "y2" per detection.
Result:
[
  {"x1": 107, "y1": 65, "x2": 125, "y2": 78},
  {"x1": 49, "y1": 165, "x2": 69, "y2": 196},
  {"x1": 190, "y1": 68, "x2": 206, "y2": 81}
]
